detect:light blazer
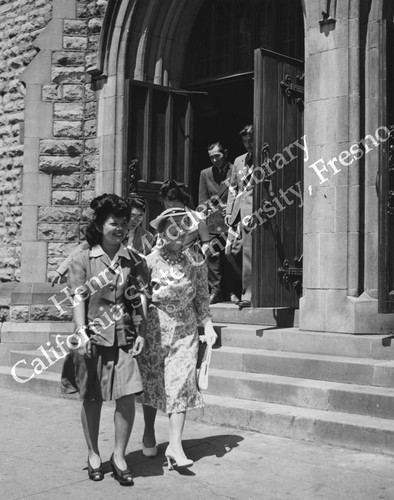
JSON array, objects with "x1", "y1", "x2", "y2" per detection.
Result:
[
  {"x1": 226, "y1": 153, "x2": 254, "y2": 226},
  {"x1": 198, "y1": 164, "x2": 233, "y2": 234}
]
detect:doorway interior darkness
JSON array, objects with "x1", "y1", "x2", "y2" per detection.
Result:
[
  {"x1": 182, "y1": 0, "x2": 304, "y2": 204},
  {"x1": 181, "y1": 0, "x2": 305, "y2": 308},
  {"x1": 188, "y1": 75, "x2": 253, "y2": 203},
  {"x1": 125, "y1": 0, "x2": 304, "y2": 307}
]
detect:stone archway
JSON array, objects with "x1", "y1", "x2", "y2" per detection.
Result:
[
  {"x1": 93, "y1": 0, "x2": 309, "y2": 200},
  {"x1": 91, "y1": 0, "x2": 206, "y2": 197}
]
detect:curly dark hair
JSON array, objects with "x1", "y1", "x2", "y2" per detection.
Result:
[
  {"x1": 159, "y1": 179, "x2": 191, "y2": 206},
  {"x1": 85, "y1": 193, "x2": 130, "y2": 247},
  {"x1": 128, "y1": 194, "x2": 147, "y2": 212}
]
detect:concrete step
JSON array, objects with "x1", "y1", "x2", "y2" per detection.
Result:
[
  {"x1": 217, "y1": 325, "x2": 394, "y2": 359},
  {"x1": 10, "y1": 349, "x2": 66, "y2": 374},
  {"x1": 211, "y1": 346, "x2": 394, "y2": 387},
  {"x1": 1, "y1": 322, "x2": 74, "y2": 344},
  {"x1": 0, "y1": 366, "x2": 76, "y2": 400},
  {"x1": 0, "y1": 342, "x2": 43, "y2": 365},
  {"x1": 0, "y1": 366, "x2": 394, "y2": 455},
  {"x1": 210, "y1": 304, "x2": 299, "y2": 327},
  {"x1": 11, "y1": 342, "x2": 394, "y2": 387},
  {"x1": 9, "y1": 343, "x2": 394, "y2": 386},
  {"x1": 207, "y1": 369, "x2": 394, "y2": 420},
  {"x1": 190, "y1": 394, "x2": 394, "y2": 456},
  {"x1": 3, "y1": 364, "x2": 394, "y2": 456}
]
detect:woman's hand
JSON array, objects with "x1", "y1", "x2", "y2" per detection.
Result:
[
  {"x1": 49, "y1": 270, "x2": 63, "y2": 286},
  {"x1": 77, "y1": 338, "x2": 92, "y2": 358},
  {"x1": 132, "y1": 313, "x2": 143, "y2": 328},
  {"x1": 203, "y1": 322, "x2": 217, "y2": 346},
  {"x1": 224, "y1": 215, "x2": 232, "y2": 226},
  {"x1": 201, "y1": 242, "x2": 219, "y2": 258},
  {"x1": 132, "y1": 336, "x2": 145, "y2": 356}
]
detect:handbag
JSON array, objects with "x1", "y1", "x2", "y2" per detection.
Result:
[{"x1": 197, "y1": 341, "x2": 212, "y2": 390}]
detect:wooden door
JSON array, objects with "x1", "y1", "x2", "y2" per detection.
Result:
[
  {"x1": 378, "y1": 20, "x2": 394, "y2": 313},
  {"x1": 252, "y1": 48, "x2": 304, "y2": 308},
  {"x1": 125, "y1": 80, "x2": 198, "y2": 223}
]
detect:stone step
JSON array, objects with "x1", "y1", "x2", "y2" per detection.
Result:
[
  {"x1": 0, "y1": 342, "x2": 45, "y2": 365},
  {"x1": 190, "y1": 394, "x2": 394, "y2": 456},
  {"x1": 9, "y1": 343, "x2": 394, "y2": 386},
  {"x1": 210, "y1": 304, "x2": 299, "y2": 327},
  {"x1": 10, "y1": 349, "x2": 67, "y2": 374},
  {"x1": 217, "y1": 324, "x2": 394, "y2": 359},
  {"x1": 3, "y1": 365, "x2": 394, "y2": 455},
  {"x1": 206, "y1": 369, "x2": 394, "y2": 420},
  {"x1": 211, "y1": 346, "x2": 394, "y2": 387},
  {"x1": 10, "y1": 342, "x2": 394, "y2": 387},
  {"x1": 0, "y1": 366, "x2": 76, "y2": 400},
  {"x1": 1, "y1": 322, "x2": 74, "y2": 344}
]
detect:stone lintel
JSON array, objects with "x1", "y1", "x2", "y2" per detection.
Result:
[
  {"x1": 22, "y1": 173, "x2": 51, "y2": 206},
  {"x1": 35, "y1": 19, "x2": 64, "y2": 51},
  {"x1": 53, "y1": 0, "x2": 77, "y2": 19},
  {"x1": 19, "y1": 51, "x2": 52, "y2": 86},
  {"x1": 21, "y1": 243, "x2": 48, "y2": 283},
  {"x1": 21, "y1": 206, "x2": 38, "y2": 241},
  {"x1": 24, "y1": 101, "x2": 53, "y2": 139}
]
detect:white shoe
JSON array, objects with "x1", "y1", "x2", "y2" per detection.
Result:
[{"x1": 165, "y1": 446, "x2": 193, "y2": 470}]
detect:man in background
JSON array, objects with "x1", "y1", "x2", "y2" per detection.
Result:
[
  {"x1": 199, "y1": 141, "x2": 241, "y2": 304},
  {"x1": 225, "y1": 125, "x2": 254, "y2": 309}
]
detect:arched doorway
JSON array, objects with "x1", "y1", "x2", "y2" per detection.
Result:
[{"x1": 124, "y1": 0, "x2": 305, "y2": 307}]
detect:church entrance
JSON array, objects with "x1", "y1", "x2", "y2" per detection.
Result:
[
  {"x1": 187, "y1": 75, "x2": 254, "y2": 201},
  {"x1": 126, "y1": 0, "x2": 305, "y2": 308}
]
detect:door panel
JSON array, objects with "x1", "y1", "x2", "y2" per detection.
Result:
[
  {"x1": 253, "y1": 48, "x2": 304, "y2": 308},
  {"x1": 379, "y1": 20, "x2": 394, "y2": 313},
  {"x1": 126, "y1": 80, "x2": 195, "y2": 223}
]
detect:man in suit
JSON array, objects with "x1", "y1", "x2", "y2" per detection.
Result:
[
  {"x1": 199, "y1": 142, "x2": 240, "y2": 304},
  {"x1": 225, "y1": 124, "x2": 255, "y2": 309}
]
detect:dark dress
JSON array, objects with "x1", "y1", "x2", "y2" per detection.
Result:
[{"x1": 61, "y1": 244, "x2": 148, "y2": 401}]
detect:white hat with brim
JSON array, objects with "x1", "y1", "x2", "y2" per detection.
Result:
[{"x1": 150, "y1": 207, "x2": 193, "y2": 230}]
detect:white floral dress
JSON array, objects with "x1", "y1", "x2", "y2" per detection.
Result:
[{"x1": 138, "y1": 248, "x2": 211, "y2": 413}]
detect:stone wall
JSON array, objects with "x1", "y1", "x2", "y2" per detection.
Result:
[
  {"x1": 38, "y1": 0, "x2": 108, "y2": 277},
  {"x1": 0, "y1": 0, "x2": 109, "y2": 287},
  {"x1": 0, "y1": 0, "x2": 52, "y2": 282}
]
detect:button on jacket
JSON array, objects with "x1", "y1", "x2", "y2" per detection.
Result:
[{"x1": 68, "y1": 244, "x2": 148, "y2": 347}]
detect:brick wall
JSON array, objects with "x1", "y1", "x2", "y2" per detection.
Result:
[{"x1": 0, "y1": 0, "x2": 52, "y2": 282}]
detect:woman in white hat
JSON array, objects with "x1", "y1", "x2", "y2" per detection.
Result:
[{"x1": 137, "y1": 207, "x2": 217, "y2": 468}]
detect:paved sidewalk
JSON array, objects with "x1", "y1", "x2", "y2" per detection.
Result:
[{"x1": 1, "y1": 389, "x2": 394, "y2": 500}]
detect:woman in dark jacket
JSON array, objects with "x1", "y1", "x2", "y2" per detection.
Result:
[{"x1": 61, "y1": 194, "x2": 148, "y2": 486}]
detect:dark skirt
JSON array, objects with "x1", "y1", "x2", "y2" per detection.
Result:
[{"x1": 61, "y1": 344, "x2": 143, "y2": 401}]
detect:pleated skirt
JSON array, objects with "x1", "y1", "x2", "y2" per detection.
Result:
[{"x1": 61, "y1": 344, "x2": 143, "y2": 401}]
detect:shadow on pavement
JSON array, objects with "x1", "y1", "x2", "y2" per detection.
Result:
[{"x1": 118, "y1": 434, "x2": 243, "y2": 479}]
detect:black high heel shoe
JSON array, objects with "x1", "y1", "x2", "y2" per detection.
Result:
[
  {"x1": 110, "y1": 453, "x2": 134, "y2": 486},
  {"x1": 87, "y1": 457, "x2": 104, "y2": 481}
]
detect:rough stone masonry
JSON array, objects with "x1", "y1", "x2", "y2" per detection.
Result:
[{"x1": 0, "y1": 0, "x2": 108, "y2": 289}]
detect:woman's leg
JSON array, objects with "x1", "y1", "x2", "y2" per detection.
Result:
[
  {"x1": 168, "y1": 411, "x2": 187, "y2": 457},
  {"x1": 113, "y1": 394, "x2": 135, "y2": 469},
  {"x1": 142, "y1": 404, "x2": 157, "y2": 447},
  {"x1": 81, "y1": 400, "x2": 103, "y2": 467}
]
